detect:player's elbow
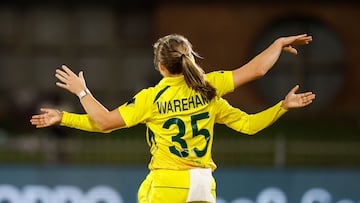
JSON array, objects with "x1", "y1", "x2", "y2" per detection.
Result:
[
  {"x1": 95, "y1": 111, "x2": 124, "y2": 133},
  {"x1": 244, "y1": 125, "x2": 261, "y2": 135},
  {"x1": 235, "y1": 127, "x2": 259, "y2": 136},
  {"x1": 255, "y1": 67, "x2": 267, "y2": 78},
  {"x1": 97, "y1": 122, "x2": 114, "y2": 133},
  {"x1": 93, "y1": 117, "x2": 115, "y2": 133},
  {"x1": 245, "y1": 130, "x2": 259, "y2": 136}
]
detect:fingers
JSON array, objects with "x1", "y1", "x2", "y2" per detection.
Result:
[
  {"x1": 54, "y1": 64, "x2": 87, "y2": 96},
  {"x1": 55, "y1": 65, "x2": 78, "y2": 82},
  {"x1": 30, "y1": 113, "x2": 53, "y2": 128},
  {"x1": 79, "y1": 71, "x2": 85, "y2": 83},
  {"x1": 40, "y1": 108, "x2": 51, "y2": 113},
  {"x1": 55, "y1": 67, "x2": 71, "y2": 88},
  {"x1": 31, "y1": 109, "x2": 49, "y2": 120},
  {"x1": 55, "y1": 70, "x2": 68, "y2": 88},
  {"x1": 302, "y1": 97, "x2": 314, "y2": 106},
  {"x1": 300, "y1": 36, "x2": 312, "y2": 45},
  {"x1": 56, "y1": 81, "x2": 68, "y2": 90},
  {"x1": 30, "y1": 115, "x2": 47, "y2": 128},
  {"x1": 30, "y1": 109, "x2": 48, "y2": 128},
  {"x1": 284, "y1": 85, "x2": 316, "y2": 109},
  {"x1": 304, "y1": 92, "x2": 316, "y2": 102},
  {"x1": 289, "y1": 85, "x2": 300, "y2": 94},
  {"x1": 300, "y1": 91, "x2": 315, "y2": 99},
  {"x1": 304, "y1": 36, "x2": 312, "y2": 43},
  {"x1": 302, "y1": 92, "x2": 314, "y2": 97},
  {"x1": 286, "y1": 34, "x2": 312, "y2": 45},
  {"x1": 299, "y1": 91, "x2": 316, "y2": 107},
  {"x1": 56, "y1": 68, "x2": 70, "y2": 78},
  {"x1": 301, "y1": 99, "x2": 313, "y2": 107},
  {"x1": 296, "y1": 35, "x2": 312, "y2": 44},
  {"x1": 55, "y1": 71, "x2": 68, "y2": 84},
  {"x1": 294, "y1": 34, "x2": 308, "y2": 39},
  {"x1": 55, "y1": 65, "x2": 85, "y2": 86},
  {"x1": 61, "y1": 64, "x2": 77, "y2": 77},
  {"x1": 55, "y1": 65, "x2": 82, "y2": 91},
  {"x1": 283, "y1": 45, "x2": 298, "y2": 55},
  {"x1": 31, "y1": 114, "x2": 45, "y2": 119}
]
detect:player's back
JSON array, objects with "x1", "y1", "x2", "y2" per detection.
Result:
[{"x1": 145, "y1": 75, "x2": 218, "y2": 170}]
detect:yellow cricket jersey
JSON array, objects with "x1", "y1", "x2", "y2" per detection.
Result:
[
  {"x1": 117, "y1": 71, "x2": 287, "y2": 171},
  {"x1": 61, "y1": 70, "x2": 233, "y2": 132},
  {"x1": 61, "y1": 71, "x2": 287, "y2": 171}
]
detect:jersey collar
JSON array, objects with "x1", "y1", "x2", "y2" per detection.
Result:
[{"x1": 158, "y1": 75, "x2": 186, "y2": 86}]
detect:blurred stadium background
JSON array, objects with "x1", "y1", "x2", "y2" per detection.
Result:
[{"x1": 0, "y1": 0, "x2": 359, "y2": 202}]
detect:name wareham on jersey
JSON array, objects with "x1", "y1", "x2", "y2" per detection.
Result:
[{"x1": 156, "y1": 94, "x2": 209, "y2": 114}]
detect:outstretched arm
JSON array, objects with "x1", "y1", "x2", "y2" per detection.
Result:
[
  {"x1": 216, "y1": 85, "x2": 315, "y2": 135},
  {"x1": 30, "y1": 108, "x2": 111, "y2": 132},
  {"x1": 232, "y1": 34, "x2": 312, "y2": 88},
  {"x1": 247, "y1": 85, "x2": 315, "y2": 134},
  {"x1": 54, "y1": 65, "x2": 125, "y2": 131}
]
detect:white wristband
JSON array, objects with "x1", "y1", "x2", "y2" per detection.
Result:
[{"x1": 77, "y1": 89, "x2": 90, "y2": 100}]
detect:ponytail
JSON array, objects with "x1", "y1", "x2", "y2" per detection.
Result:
[
  {"x1": 153, "y1": 34, "x2": 217, "y2": 101},
  {"x1": 181, "y1": 54, "x2": 216, "y2": 101}
]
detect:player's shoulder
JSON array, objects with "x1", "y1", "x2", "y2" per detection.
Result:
[
  {"x1": 206, "y1": 70, "x2": 229, "y2": 76},
  {"x1": 136, "y1": 86, "x2": 156, "y2": 98},
  {"x1": 206, "y1": 70, "x2": 231, "y2": 80},
  {"x1": 212, "y1": 96, "x2": 232, "y2": 108},
  {"x1": 206, "y1": 70, "x2": 228, "y2": 74},
  {"x1": 136, "y1": 85, "x2": 167, "y2": 102}
]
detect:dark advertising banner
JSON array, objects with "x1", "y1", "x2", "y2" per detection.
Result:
[
  {"x1": 214, "y1": 168, "x2": 360, "y2": 203},
  {"x1": 0, "y1": 166, "x2": 359, "y2": 203}
]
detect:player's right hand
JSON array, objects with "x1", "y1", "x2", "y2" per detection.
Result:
[
  {"x1": 30, "y1": 108, "x2": 62, "y2": 128},
  {"x1": 281, "y1": 85, "x2": 316, "y2": 110}
]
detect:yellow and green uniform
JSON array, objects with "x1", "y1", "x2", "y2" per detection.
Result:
[
  {"x1": 118, "y1": 71, "x2": 233, "y2": 171},
  {"x1": 60, "y1": 71, "x2": 287, "y2": 203}
]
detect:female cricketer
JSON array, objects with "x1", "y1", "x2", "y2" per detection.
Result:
[{"x1": 31, "y1": 34, "x2": 314, "y2": 202}]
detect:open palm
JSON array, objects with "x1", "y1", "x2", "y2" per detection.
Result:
[
  {"x1": 282, "y1": 85, "x2": 316, "y2": 110},
  {"x1": 30, "y1": 108, "x2": 62, "y2": 128}
]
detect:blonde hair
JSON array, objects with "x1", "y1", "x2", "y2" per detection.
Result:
[{"x1": 153, "y1": 34, "x2": 216, "y2": 101}]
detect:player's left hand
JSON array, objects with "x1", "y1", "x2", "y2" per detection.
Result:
[
  {"x1": 55, "y1": 65, "x2": 87, "y2": 96},
  {"x1": 281, "y1": 34, "x2": 313, "y2": 55},
  {"x1": 282, "y1": 85, "x2": 316, "y2": 110}
]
